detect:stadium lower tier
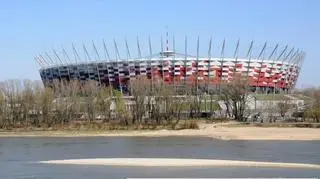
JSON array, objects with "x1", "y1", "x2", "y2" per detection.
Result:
[{"x1": 39, "y1": 58, "x2": 300, "y2": 92}]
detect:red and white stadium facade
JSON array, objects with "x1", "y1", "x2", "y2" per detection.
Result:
[{"x1": 36, "y1": 37, "x2": 305, "y2": 94}]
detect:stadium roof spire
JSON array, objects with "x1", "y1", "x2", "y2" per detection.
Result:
[
  {"x1": 166, "y1": 25, "x2": 169, "y2": 52},
  {"x1": 160, "y1": 25, "x2": 175, "y2": 57}
]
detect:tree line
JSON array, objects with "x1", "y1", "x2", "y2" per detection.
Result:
[
  {"x1": 0, "y1": 77, "x2": 218, "y2": 129},
  {"x1": 0, "y1": 76, "x2": 319, "y2": 129}
]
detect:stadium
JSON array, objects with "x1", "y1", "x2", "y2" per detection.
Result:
[{"x1": 36, "y1": 35, "x2": 305, "y2": 94}]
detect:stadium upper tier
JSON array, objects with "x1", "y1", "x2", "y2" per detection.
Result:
[{"x1": 36, "y1": 37, "x2": 305, "y2": 93}]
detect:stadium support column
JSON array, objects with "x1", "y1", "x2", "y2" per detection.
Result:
[
  {"x1": 207, "y1": 37, "x2": 212, "y2": 93},
  {"x1": 125, "y1": 38, "x2": 131, "y2": 60},
  {"x1": 114, "y1": 39, "x2": 121, "y2": 60},
  {"x1": 245, "y1": 41, "x2": 254, "y2": 89},
  {"x1": 136, "y1": 37, "x2": 142, "y2": 78},
  {"x1": 53, "y1": 49, "x2": 65, "y2": 82},
  {"x1": 61, "y1": 46, "x2": 72, "y2": 82},
  {"x1": 53, "y1": 49, "x2": 65, "y2": 64},
  {"x1": 290, "y1": 50, "x2": 301, "y2": 90},
  {"x1": 35, "y1": 56, "x2": 47, "y2": 84},
  {"x1": 125, "y1": 38, "x2": 131, "y2": 92},
  {"x1": 233, "y1": 39, "x2": 240, "y2": 76},
  {"x1": 53, "y1": 49, "x2": 69, "y2": 83},
  {"x1": 103, "y1": 40, "x2": 113, "y2": 96},
  {"x1": 48, "y1": 51, "x2": 62, "y2": 82},
  {"x1": 184, "y1": 36, "x2": 188, "y2": 94},
  {"x1": 294, "y1": 52, "x2": 305, "y2": 90},
  {"x1": 72, "y1": 43, "x2": 82, "y2": 83},
  {"x1": 281, "y1": 47, "x2": 295, "y2": 93},
  {"x1": 137, "y1": 36, "x2": 142, "y2": 59},
  {"x1": 275, "y1": 45, "x2": 288, "y2": 94},
  {"x1": 38, "y1": 55, "x2": 50, "y2": 84},
  {"x1": 207, "y1": 37, "x2": 212, "y2": 114},
  {"x1": 256, "y1": 41, "x2": 267, "y2": 93},
  {"x1": 172, "y1": 35, "x2": 176, "y2": 91},
  {"x1": 232, "y1": 39, "x2": 240, "y2": 90},
  {"x1": 103, "y1": 40, "x2": 112, "y2": 87},
  {"x1": 161, "y1": 36, "x2": 165, "y2": 84},
  {"x1": 148, "y1": 36, "x2": 153, "y2": 92},
  {"x1": 83, "y1": 43, "x2": 93, "y2": 85},
  {"x1": 44, "y1": 51, "x2": 55, "y2": 65},
  {"x1": 196, "y1": 36, "x2": 200, "y2": 95},
  {"x1": 267, "y1": 44, "x2": 278, "y2": 94},
  {"x1": 39, "y1": 54, "x2": 50, "y2": 66},
  {"x1": 286, "y1": 49, "x2": 299, "y2": 92},
  {"x1": 62, "y1": 46, "x2": 72, "y2": 64},
  {"x1": 45, "y1": 52, "x2": 59, "y2": 80},
  {"x1": 40, "y1": 55, "x2": 53, "y2": 85},
  {"x1": 35, "y1": 56, "x2": 43, "y2": 67},
  {"x1": 114, "y1": 39, "x2": 122, "y2": 94},
  {"x1": 219, "y1": 39, "x2": 225, "y2": 94},
  {"x1": 72, "y1": 44, "x2": 80, "y2": 64},
  {"x1": 92, "y1": 41, "x2": 102, "y2": 87}
]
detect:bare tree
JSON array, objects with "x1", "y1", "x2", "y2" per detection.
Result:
[
  {"x1": 21, "y1": 79, "x2": 35, "y2": 128},
  {"x1": 305, "y1": 89, "x2": 320, "y2": 122},
  {"x1": 38, "y1": 87, "x2": 54, "y2": 126},
  {"x1": 129, "y1": 76, "x2": 150, "y2": 125},
  {"x1": 0, "y1": 88, "x2": 6, "y2": 128},
  {"x1": 82, "y1": 80, "x2": 99, "y2": 123},
  {"x1": 277, "y1": 100, "x2": 290, "y2": 120},
  {"x1": 171, "y1": 95, "x2": 186, "y2": 129},
  {"x1": 219, "y1": 75, "x2": 249, "y2": 121},
  {"x1": 95, "y1": 87, "x2": 113, "y2": 121},
  {"x1": 113, "y1": 89, "x2": 129, "y2": 124}
]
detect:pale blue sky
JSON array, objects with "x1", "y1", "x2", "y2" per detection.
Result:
[{"x1": 0, "y1": 0, "x2": 319, "y2": 88}]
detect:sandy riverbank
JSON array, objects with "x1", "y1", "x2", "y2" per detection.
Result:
[
  {"x1": 37, "y1": 158, "x2": 320, "y2": 169},
  {"x1": 0, "y1": 123, "x2": 319, "y2": 140}
]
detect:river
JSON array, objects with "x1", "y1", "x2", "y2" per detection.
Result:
[{"x1": 0, "y1": 136, "x2": 319, "y2": 178}]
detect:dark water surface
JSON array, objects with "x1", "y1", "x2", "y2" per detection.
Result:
[{"x1": 0, "y1": 136, "x2": 319, "y2": 178}]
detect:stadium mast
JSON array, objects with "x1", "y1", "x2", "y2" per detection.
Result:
[
  {"x1": 184, "y1": 36, "x2": 188, "y2": 93},
  {"x1": 172, "y1": 35, "x2": 176, "y2": 90},
  {"x1": 207, "y1": 37, "x2": 212, "y2": 93},
  {"x1": 160, "y1": 26, "x2": 175, "y2": 57},
  {"x1": 45, "y1": 52, "x2": 57, "y2": 66},
  {"x1": 166, "y1": 26, "x2": 169, "y2": 52},
  {"x1": 35, "y1": 56, "x2": 45, "y2": 68},
  {"x1": 256, "y1": 41, "x2": 267, "y2": 93},
  {"x1": 148, "y1": 36, "x2": 153, "y2": 91},
  {"x1": 71, "y1": 43, "x2": 81, "y2": 81},
  {"x1": 83, "y1": 43, "x2": 92, "y2": 62},
  {"x1": 284, "y1": 48, "x2": 298, "y2": 91},
  {"x1": 92, "y1": 41, "x2": 102, "y2": 86},
  {"x1": 62, "y1": 46, "x2": 72, "y2": 64},
  {"x1": 102, "y1": 39, "x2": 111, "y2": 61},
  {"x1": 60, "y1": 46, "x2": 72, "y2": 81},
  {"x1": 125, "y1": 37, "x2": 131, "y2": 61},
  {"x1": 233, "y1": 39, "x2": 240, "y2": 76},
  {"x1": 218, "y1": 39, "x2": 226, "y2": 94},
  {"x1": 102, "y1": 39, "x2": 112, "y2": 87},
  {"x1": 275, "y1": 45, "x2": 288, "y2": 93},
  {"x1": 72, "y1": 43, "x2": 81, "y2": 64},
  {"x1": 92, "y1": 41, "x2": 101, "y2": 61},
  {"x1": 245, "y1": 41, "x2": 254, "y2": 86},
  {"x1": 136, "y1": 36, "x2": 142, "y2": 59},
  {"x1": 114, "y1": 39, "x2": 123, "y2": 93},
  {"x1": 113, "y1": 39, "x2": 120, "y2": 61}
]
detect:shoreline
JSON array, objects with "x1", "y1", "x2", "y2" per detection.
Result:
[{"x1": 1, "y1": 123, "x2": 320, "y2": 140}]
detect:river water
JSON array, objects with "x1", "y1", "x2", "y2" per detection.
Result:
[{"x1": 0, "y1": 136, "x2": 319, "y2": 178}]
